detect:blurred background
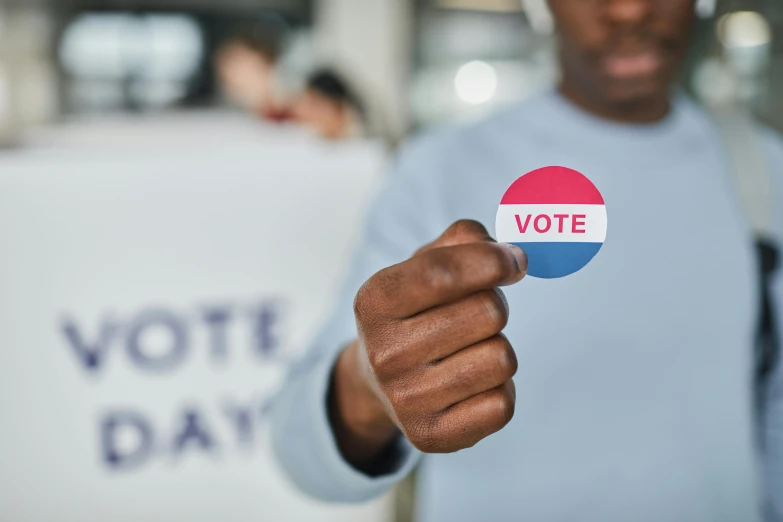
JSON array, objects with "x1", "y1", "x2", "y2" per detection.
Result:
[
  {"x1": 0, "y1": 0, "x2": 781, "y2": 144},
  {"x1": 0, "y1": 1, "x2": 780, "y2": 521}
]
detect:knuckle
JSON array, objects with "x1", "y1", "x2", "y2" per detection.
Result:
[
  {"x1": 461, "y1": 439, "x2": 480, "y2": 451},
  {"x1": 383, "y1": 383, "x2": 403, "y2": 406},
  {"x1": 385, "y1": 378, "x2": 415, "y2": 407},
  {"x1": 404, "y1": 417, "x2": 434, "y2": 448},
  {"x1": 490, "y1": 336, "x2": 518, "y2": 380},
  {"x1": 395, "y1": 372, "x2": 437, "y2": 409},
  {"x1": 355, "y1": 267, "x2": 403, "y2": 321},
  {"x1": 370, "y1": 330, "x2": 418, "y2": 376},
  {"x1": 414, "y1": 437, "x2": 445, "y2": 453},
  {"x1": 498, "y1": 394, "x2": 516, "y2": 425},
  {"x1": 452, "y1": 357, "x2": 481, "y2": 386},
  {"x1": 406, "y1": 418, "x2": 446, "y2": 453},
  {"x1": 495, "y1": 387, "x2": 516, "y2": 426},
  {"x1": 478, "y1": 290, "x2": 509, "y2": 333},
  {"x1": 367, "y1": 338, "x2": 406, "y2": 376},
  {"x1": 353, "y1": 280, "x2": 374, "y2": 324},
  {"x1": 449, "y1": 219, "x2": 490, "y2": 241},
  {"x1": 366, "y1": 346, "x2": 388, "y2": 371}
]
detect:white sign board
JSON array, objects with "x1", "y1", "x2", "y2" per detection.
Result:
[{"x1": 0, "y1": 115, "x2": 392, "y2": 522}]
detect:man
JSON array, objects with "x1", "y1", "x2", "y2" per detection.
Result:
[{"x1": 271, "y1": 1, "x2": 783, "y2": 521}]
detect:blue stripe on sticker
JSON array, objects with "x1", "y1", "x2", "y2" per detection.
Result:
[{"x1": 510, "y1": 242, "x2": 603, "y2": 279}]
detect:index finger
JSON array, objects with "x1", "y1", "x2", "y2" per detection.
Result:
[
  {"x1": 367, "y1": 241, "x2": 527, "y2": 319},
  {"x1": 415, "y1": 219, "x2": 495, "y2": 256}
]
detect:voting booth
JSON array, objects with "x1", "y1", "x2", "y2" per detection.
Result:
[{"x1": 0, "y1": 114, "x2": 392, "y2": 522}]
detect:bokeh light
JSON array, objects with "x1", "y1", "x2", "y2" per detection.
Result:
[
  {"x1": 454, "y1": 60, "x2": 498, "y2": 105},
  {"x1": 718, "y1": 11, "x2": 772, "y2": 49}
]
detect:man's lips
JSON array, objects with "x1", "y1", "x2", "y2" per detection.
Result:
[{"x1": 603, "y1": 51, "x2": 663, "y2": 78}]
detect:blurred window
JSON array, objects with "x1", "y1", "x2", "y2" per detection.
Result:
[{"x1": 60, "y1": 13, "x2": 203, "y2": 112}]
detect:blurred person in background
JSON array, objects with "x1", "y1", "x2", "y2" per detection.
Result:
[
  {"x1": 291, "y1": 68, "x2": 368, "y2": 141},
  {"x1": 214, "y1": 25, "x2": 291, "y2": 122},
  {"x1": 272, "y1": 1, "x2": 783, "y2": 522}
]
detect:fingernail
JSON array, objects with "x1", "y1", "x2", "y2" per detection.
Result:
[{"x1": 504, "y1": 244, "x2": 528, "y2": 276}]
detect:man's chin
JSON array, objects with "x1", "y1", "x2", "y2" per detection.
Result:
[{"x1": 601, "y1": 78, "x2": 670, "y2": 114}]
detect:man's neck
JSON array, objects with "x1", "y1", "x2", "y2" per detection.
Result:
[{"x1": 558, "y1": 82, "x2": 671, "y2": 124}]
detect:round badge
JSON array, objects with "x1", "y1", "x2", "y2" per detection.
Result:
[{"x1": 495, "y1": 166, "x2": 607, "y2": 279}]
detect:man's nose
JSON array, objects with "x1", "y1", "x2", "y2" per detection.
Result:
[{"x1": 604, "y1": 0, "x2": 654, "y2": 26}]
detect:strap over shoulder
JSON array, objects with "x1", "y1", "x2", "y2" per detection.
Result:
[
  {"x1": 710, "y1": 104, "x2": 780, "y2": 436},
  {"x1": 710, "y1": 105, "x2": 775, "y2": 240}
]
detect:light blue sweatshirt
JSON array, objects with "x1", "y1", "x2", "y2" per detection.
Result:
[{"x1": 271, "y1": 90, "x2": 783, "y2": 522}]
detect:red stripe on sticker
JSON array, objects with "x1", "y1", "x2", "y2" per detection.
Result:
[{"x1": 499, "y1": 166, "x2": 605, "y2": 205}]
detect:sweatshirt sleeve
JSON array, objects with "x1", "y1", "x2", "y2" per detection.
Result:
[{"x1": 270, "y1": 135, "x2": 449, "y2": 502}]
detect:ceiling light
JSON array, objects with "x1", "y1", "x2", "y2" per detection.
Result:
[
  {"x1": 718, "y1": 11, "x2": 772, "y2": 49},
  {"x1": 455, "y1": 61, "x2": 498, "y2": 105}
]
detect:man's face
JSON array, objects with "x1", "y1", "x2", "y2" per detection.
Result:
[{"x1": 548, "y1": 0, "x2": 696, "y2": 111}]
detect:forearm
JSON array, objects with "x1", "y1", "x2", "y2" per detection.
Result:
[
  {"x1": 270, "y1": 340, "x2": 421, "y2": 503},
  {"x1": 328, "y1": 340, "x2": 402, "y2": 473}
]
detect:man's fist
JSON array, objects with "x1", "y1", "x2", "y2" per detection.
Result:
[{"x1": 329, "y1": 220, "x2": 527, "y2": 469}]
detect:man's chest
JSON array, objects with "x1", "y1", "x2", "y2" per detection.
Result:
[{"x1": 419, "y1": 149, "x2": 763, "y2": 522}]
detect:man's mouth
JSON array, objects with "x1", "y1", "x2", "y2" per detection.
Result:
[{"x1": 602, "y1": 51, "x2": 663, "y2": 79}]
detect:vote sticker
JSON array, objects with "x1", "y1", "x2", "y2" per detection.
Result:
[{"x1": 496, "y1": 166, "x2": 607, "y2": 279}]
